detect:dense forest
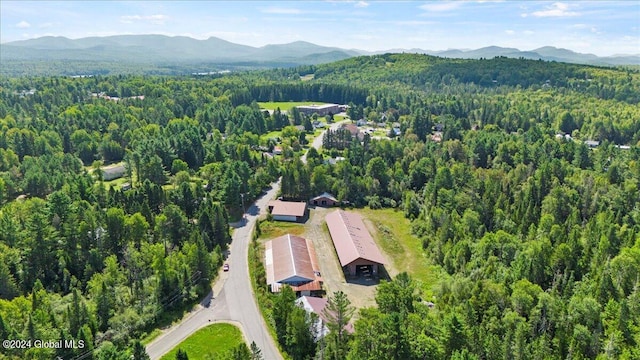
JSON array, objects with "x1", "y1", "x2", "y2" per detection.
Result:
[{"x1": 1, "y1": 54, "x2": 639, "y2": 359}]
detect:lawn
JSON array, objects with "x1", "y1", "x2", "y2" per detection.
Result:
[
  {"x1": 101, "y1": 177, "x2": 129, "y2": 190},
  {"x1": 356, "y1": 208, "x2": 440, "y2": 298},
  {"x1": 372, "y1": 129, "x2": 389, "y2": 137},
  {"x1": 260, "y1": 130, "x2": 283, "y2": 142},
  {"x1": 258, "y1": 219, "x2": 306, "y2": 239},
  {"x1": 258, "y1": 101, "x2": 327, "y2": 112},
  {"x1": 159, "y1": 323, "x2": 245, "y2": 360}
]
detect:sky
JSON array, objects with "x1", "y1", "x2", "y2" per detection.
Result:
[{"x1": 1, "y1": 1, "x2": 639, "y2": 56}]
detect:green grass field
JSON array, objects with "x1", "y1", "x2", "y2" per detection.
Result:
[
  {"x1": 259, "y1": 220, "x2": 306, "y2": 239},
  {"x1": 372, "y1": 129, "x2": 388, "y2": 137},
  {"x1": 258, "y1": 101, "x2": 327, "y2": 111},
  {"x1": 260, "y1": 130, "x2": 283, "y2": 142},
  {"x1": 159, "y1": 323, "x2": 245, "y2": 360},
  {"x1": 356, "y1": 208, "x2": 440, "y2": 298}
]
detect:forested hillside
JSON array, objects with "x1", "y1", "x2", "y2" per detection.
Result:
[{"x1": 0, "y1": 54, "x2": 639, "y2": 359}]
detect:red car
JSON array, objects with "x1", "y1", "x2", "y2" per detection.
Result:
[{"x1": 223, "y1": 263, "x2": 230, "y2": 272}]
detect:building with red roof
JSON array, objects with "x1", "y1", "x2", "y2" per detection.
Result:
[
  {"x1": 268, "y1": 200, "x2": 309, "y2": 223},
  {"x1": 325, "y1": 210, "x2": 386, "y2": 277},
  {"x1": 265, "y1": 234, "x2": 323, "y2": 296}
]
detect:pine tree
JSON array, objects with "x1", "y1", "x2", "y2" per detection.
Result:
[
  {"x1": 285, "y1": 306, "x2": 316, "y2": 360},
  {"x1": 273, "y1": 285, "x2": 296, "y2": 345},
  {"x1": 322, "y1": 291, "x2": 354, "y2": 360},
  {"x1": 175, "y1": 348, "x2": 189, "y2": 360},
  {"x1": 96, "y1": 281, "x2": 113, "y2": 332},
  {"x1": 132, "y1": 340, "x2": 151, "y2": 360},
  {"x1": 250, "y1": 341, "x2": 263, "y2": 360}
]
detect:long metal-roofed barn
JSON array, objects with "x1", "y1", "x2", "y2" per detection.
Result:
[
  {"x1": 325, "y1": 210, "x2": 385, "y2": 277},
  {"x1": 265, "y1": 234, "x2": 323, "y2": 296}
]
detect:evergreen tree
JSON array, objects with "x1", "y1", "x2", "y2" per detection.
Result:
[
  {"x1": 132, "y1": 340, "x2": 151, "y2": 360},
  {"x1": 273, "y1": 285, "x2": 296, "y2": 345},
  {"x1": 175, "y1": 348, "x2": 189, "y2": 360},
  {"x1": 285, "y1": 306, "x2": 316, "y2": 360},
  {"x1": 249, "y1": 341, "x2": 263, "y2": 360},
  {"x1": 322, "y1": 291, "x2": 355, "y2": 360}
]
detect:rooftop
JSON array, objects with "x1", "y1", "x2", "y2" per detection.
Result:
[
  {"x1": 297, "y1": 103, "x2": 339, "y2": 110},
  {"x1": 325, "y1": 210, "x2": 386, "y2": 267},
  {"x1": 297, "y1": 296, "x2": 355, "y2": 333},
  {"x1": 265, "y1": 234, "x2": 321, "y2": 288},
  {"x1": 269, "y1": 200, "x2": 308, "y2": 217},
  {"x1": 312, "y1": 192, "x2": 338, "y2": 202}
]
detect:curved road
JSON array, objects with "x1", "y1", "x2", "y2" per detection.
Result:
[{"x1": 146, "y1": 119, "x2": 346, "y2": 360}]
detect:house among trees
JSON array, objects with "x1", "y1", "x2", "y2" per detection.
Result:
[
  {"x1": 296, "y1": 296, "x2": 354, "y2": 339},
  {"x1": 325, "y1": 210, "x2": 386, "y2": 277},
  {"x1": 265, "y1": 234, "x2": 323, "y2": 296},
  {"x1": 585, "y1": 140, "x2": 600, "y2": 148},
  {"x1": 342, "y1": 123, "x2": 365, "y2": 141},
  {"x1": 268, "y1": 200, "x2": 309, "y2": 222},
  {"x1": 310, "y1": 192, "x2": 339, "y2": 207}
]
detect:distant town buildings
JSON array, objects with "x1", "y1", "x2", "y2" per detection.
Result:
[{"x1": 296, "y1": 104, "x2": 343, "y2": 116}]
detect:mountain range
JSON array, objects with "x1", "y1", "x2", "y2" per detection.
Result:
[{"x1": 1, "y1": 34, "x2": 638, "y2": 75}]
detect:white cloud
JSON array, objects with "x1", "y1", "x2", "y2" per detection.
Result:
[
  {"x1": 120, "y1": 14, "x2": 168, "y2": 25},
  {"x1": 530, "y1": 2, "x2": 579, "y2": 18},
  {"x1": 16, "y1": 21, "x2": 31, "y2": 28},
  {"x1": 505, "y1": 30, "x2": 515, "y2": 35},
  {"x1": 419, "y1": 2, "x2": 462, "y2": 12},
  {"x1": 524, "y1": 30, "x2": 535, "y2": 35},
  {"x1": 261, "y1": 7, "x2": 303, "y2": 14},
  {"x1": 355, "y1": 1, "x2": 369, "y2": 8}
]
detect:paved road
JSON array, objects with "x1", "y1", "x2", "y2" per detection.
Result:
[
  {"x1": 146, "y1": 120, "x2": 347, "y2": 359},
  {"x1": 146, "y1": 183, "x2": 282, "y2": 360}
]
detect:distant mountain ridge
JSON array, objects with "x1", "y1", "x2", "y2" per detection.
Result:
[
  {"x1": 1, "y1": 35, "x2": 359, "y2": 65},
  {"x1": 1, "y1": 35, "x2": 638, "y2": 76},
  {"x1": 366, "y1": 45, "x2": 639, "y2": 66}
]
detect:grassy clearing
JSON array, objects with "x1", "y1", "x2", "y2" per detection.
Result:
[
  {"x1": 259, "y1": 220, "x2": 306, "y2": 239},
  {"x1": 258, "y1": 101, "x2": 327, "y2": 111},
  {"x1": 260, "y1": 130, "x2": 283, "y2": 142},
  {"x1": 372, "y1": 129, "x2": 388, "y2": 137},
  {"x1": 356, "y1": 208, "x2": 440, "y2": 298},
  {"x1": 159, "y1": 323, "x2": 244, "y2": 360}
]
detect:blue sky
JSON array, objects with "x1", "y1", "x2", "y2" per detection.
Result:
[{"x1": 1, "y1": 1, "x2": 638, "y2": 56}]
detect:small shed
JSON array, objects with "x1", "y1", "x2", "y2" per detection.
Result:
[
  {"x1": 310, "y1": 192, "x2": 338, "y2": 207},
  {"x1": 585, "y1": 140, "x2": 600, "y2": 148}
]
